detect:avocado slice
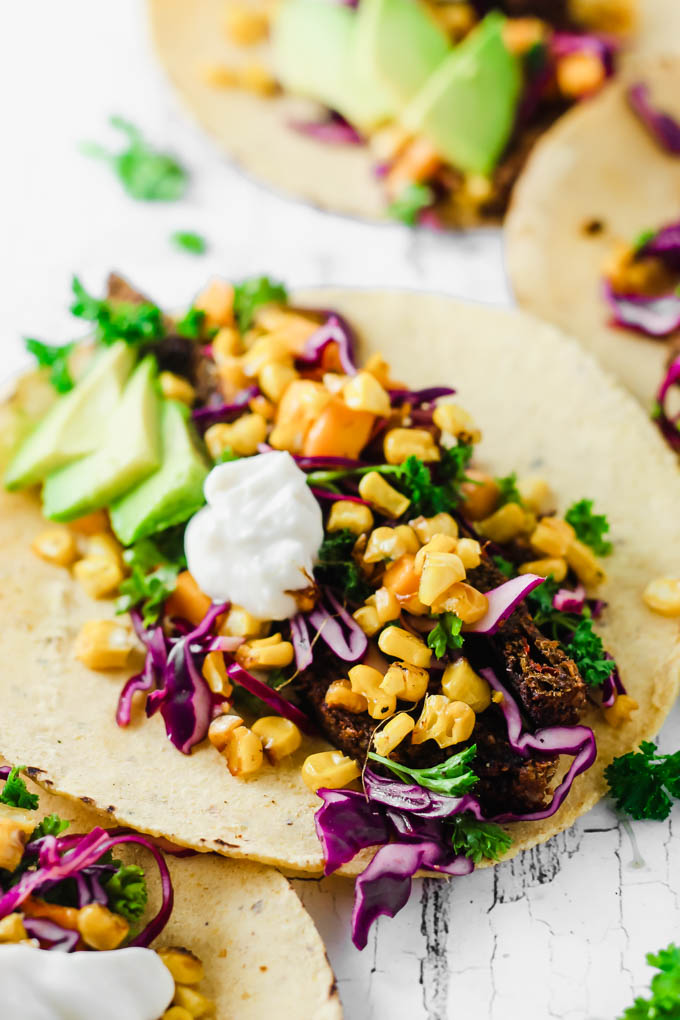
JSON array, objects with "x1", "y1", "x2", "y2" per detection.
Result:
[
  {"x1": 354, "y1": 0, "x2": 450, "y2": 106},
  {"x1": 402, "y1": 12, "x2": 521, "y2": 176},
  {"x1": 272, "y1": 0, "x2": 394, "y2": 131},
  {"x1": 110, "y1": 400, "x2": 209, "y2": 546},
  {"x1": 42, "y1": 356, "x2": 161, "y2": 522},
  {"x1": 4, "y1": 342, "x2": 135, "y2": 490}
]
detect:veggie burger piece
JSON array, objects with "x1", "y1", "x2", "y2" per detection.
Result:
[
  {"x1": 0, "y1": 765, "x2": 340, "y2": 1019},
  {"x1": 1, "y1": 277, "x2": 680, "y2": 949}
]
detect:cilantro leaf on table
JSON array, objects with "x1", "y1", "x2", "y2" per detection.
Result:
[
  {"x1": 427, "y1": 612, "x2": 464, "y2": 659},
  {"x1": 104, "y1": 862, "x2": 148, "y2": 924},
  {"x1": 24, "y1": 338, "x2": 76, "y2": 394},
  {"x1": 81, "y1": 117, "x2": 188, "y2": 201},
  {"x1": 565, "y1": 498, "x2": 612, "y2": 556},
  {"x1": 565, "y1": 618, "x2": 614, "y2": 687},
  {"x1": 619, "y1": 943, "x2": 680, "y2": 1019},
  {"x1": 450, "y1": 815, "x2": 512, "y2": 864},
  {"x1": 71, "y1": 277, "x2": 165, "y2": 347},
  {"x1": 605, "y1": 741, "x2": 680, "y2": 821},
  {"x1": 172, "y1": 231, "x2": 207, "y2": 256},
  {"x1": 233, "y1": 276, "x2": 288, "y2": 332},
  {"x1": 495, "y1": 472, "x2": 523, "y2": 508},
  {"x1": 387, "y1": 183, "x2": 434, "y2": 226},
  {"x1": 315, "y1": 529, "x2": 372, "y2": 604},
  {"x1": 368, "y1": 745, "x2": 478, "y2": 797},
  {"x1": 30, "y1": 814, "x2": 69, "y2": 841},
  {"x1": 0, "y1": 768, "x2": 38, "y2": 810}
]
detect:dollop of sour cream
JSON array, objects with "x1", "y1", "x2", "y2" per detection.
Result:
[
  {"x1": 0, "y1": 945, "x2": 174, "y2": 1020},
  {"x1": 186, "y1": 451, "x2": 324, "y2": 620}
]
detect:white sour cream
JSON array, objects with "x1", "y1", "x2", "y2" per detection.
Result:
[
  {"x1": 0, "y1": 944, "x2": 174, "y2": 1020},
  {"x1": 186, "y1": 451, "x2": 324, "y2": 621}
]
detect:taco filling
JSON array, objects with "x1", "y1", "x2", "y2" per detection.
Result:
[
  {"x1": 5, "y1": 274, "x2": 642, "y2": 948},
  {"x1": 201, "y1": 0, "x2": 634, "y2": 226},
  {"x1": 0, "y1": 766, "x2": 214, "y2": 1019}
]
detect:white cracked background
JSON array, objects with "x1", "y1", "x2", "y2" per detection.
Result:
[{"x1": 1, "y1": 3, "x2": 678, "y2": 1018}]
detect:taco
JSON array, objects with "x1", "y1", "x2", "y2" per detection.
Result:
[
  {"x1": 2, "y1": 274, "x2": 680, "y2": 949},
  {"x1": 147, "y1": 0, "x2": 657, "y2": 227},
  {"x1": 505, "y1": 54, "x2": 680, "y2": 418},
  {"x1": 0, "y1": 764, "x2": 340, "y2": 1019}
]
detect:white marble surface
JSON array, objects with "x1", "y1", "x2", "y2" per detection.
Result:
[{"x1": 1, "y1": 3, "x2": 678, "y2": 1018}]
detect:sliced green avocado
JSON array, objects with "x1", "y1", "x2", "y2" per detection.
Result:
[
  {"x1": 272, "y1": 0, "x2": 394, "y2": 131},
  {"x1": 4, "y1": 342, "x2": 135, "y2": 490},
  {"x1": 402, "y1": 12, "x2": 521, "y2": 176},
  {"x1": 42, "y1": 356, "x2": 161, "y2": 522},
  {"x1": 110, "y1": 400, "x2": 209, "y2": 546},
  {"x1": 354, "y1": 0, "x2": 450, "y2": 106}
]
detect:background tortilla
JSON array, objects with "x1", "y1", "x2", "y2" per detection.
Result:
[
  {"x1": 1, "y1": 289, "x2": 680, "y2": 876},
  {"x1": 147, "y1": 0, "x2": 680, "y2": 224},
  {"x1": 1, "y1": 768, "x2": 341, "y2": 1020},
  {"x1": 505, "y1": 54, "x2": 680, "y2": 407}
]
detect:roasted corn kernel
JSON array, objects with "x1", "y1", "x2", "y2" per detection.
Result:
[
  {"x1": 0, "y1": 806, "x2": 37, "y2": 872},
  {"x1": 363, "y1": 352, "x2": 393, "y2": 387},
  {"x1": 73, "y1": 555, "x2": 124, "y2": 599},
  {"x1": 301, "y1": 751, "x2": 360, "y2": 792},
  {"x1": 238, "y1": 62, "x2": 278, "y2": 96},
  {"x1": 172, "y1": 984, "x2": 216, "y2": 1018},
  {"x1": 410, "y1": 513, "x2": 458, "y2": 543},
  {"x1": 518, "y1": 557, "x2": 567, "y2": 582},
  {"x1": 252, "y1": 717, "x2": 302, "y2": 763},
  {"x1": 194, "y1": 279, "x2": 234, "y2": 329},
  {"x1": 358, "y1": 472, "x2": 411, "y2": 518},
  {"x1": 373, "y1": 713, "x2": 415, "y2": 756},
  {"x1": 324, "y1": 679, "x2": 368, "y2": 713},
  {"x1": 74, "y1": 620, "x2": 134, "y2": 670},
  {"x1": 603, "y1": 694, "x2": 639, "y2": 728},
  {"x1": 225, "y1": 726, "x2": 264, "y2": 777},
  {"x1": 459, "y1": 470, "x2": 500, "y2": 521},
  {"x1": 431, "y1": 582, "x2": 488, "y2": 624},
  {"x1": 269, "y1": 380, "x2": 331, "y2": 454},
  {"x1": 556, "y1": 50, "x2": 606, "y2": 98},
  {"x1": 259, "y1": 361, "x2": 298, "y2": 403},
  {"x1": 380, "y1": 661, "x2": 429, "y2": 702},
  {"x1": 212, "y1": 326, "x2": 241, "y2": 360},
  {"x1": 219, "y1": 604, "x2": 266, "y2": 639},
  {"x1": 223, "y1": 5, "x2": 269, "y2": 44},
  {"x1": 0, "y1": 913, "x2": 28, "y2": 943},
  {"x1": 202, "y1": 651, "x2": 233, "y2": 697},
  {"x1": 382, "y1": 554, "x2": 420, "y2": 601},
  {"x1": 478, "y1": 502, "x2": 527, "y2": 543},
  {"x1": 159, "y1": 372, "x2": 196, "y2": 406},
  {"x1": 349, "y1": 664, "x2": 396, "y2": 719},
  {"x1": 414, "y1": 533, "x2": 458, "y2": 573},
  {"x1": 205, "y1": 413, "x2": 268, "y2": 458},
  {"x1": 530, "y1": 517, "x2": 575, "y2": 558},
  {"x1": 378, "y1": 626, "x2": 431, "y2": 668},
  {"x1": 419, "y1": 552, "x2": 467, "y2": 606},
  {"x1": 207, "y1": 714, "x2": 244, "y2": 753},
  {"x1": 242, "y1": 335, "x2": 290, "y2": 375},
  {"x1": 455, "y1": 538, "x2": 482, "y2": 570},
  {"x1": 432, "y1": 403, "x2": 481, "y2": 444},
  {"x1": 384, "y1": 428, "x2": 440, "y2": 465},
  {"x1": 517, "y1": 476, "x2": 553, "y2": 515},
  {"x1": 236, "y1": 634, "x2": 294, "y2": 670},
  {"x1": 441, "y1": 659, "x2": 491, "y2": 713},
  {"x1": 87, "y1": 532, "x2": 124, "y2": 566},
  {"x1": 372, "y1": 586, "x2": 400, "y2": 624},
  {"x1": 159, "y1": 947, "x2": 205, "y2": 985},
  {"x1": 327, "y1": 500, "x2": 374, "y2": 536},
  {"x1": 162, "y1": 1008, "x2": 194, "y2": 1020},
  {"x1": 31, "y1": 527, "x2": 78, "y2": 567},
  {"x1": 412, "y1": 695, "x2": 476, "y2": 748},
  {"x1": 566, "y1": 539, "x2": 606, "y2": 587},
  {"x1": 78, "y1": 903, "x2": 129, "y2": 951},
  {"x1": 364, "y1": 526, "x2": 416, "y2": 564},
  {"x1": 352, "y1": 605, "x2": 381, "y2": 636},
  {"x1": 643, "y1": 577, "x2": 680, "y2": 616},
  {"x1": 343, "y1": 371, "x2": 391, "y2": 416}
]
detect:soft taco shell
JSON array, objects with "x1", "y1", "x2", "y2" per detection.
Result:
[
  {"x1": 505, "y1": 54, "x2": 680, "y2": 407},
  {"x1": 147, "y1": 0, "x2": 679, "y2": 224},
  {"x1": 1, "y1": 290, "x2": 679, "y2": 876},
  {"x1": 0, "y1": 766, "x2": 340, "y2": 1020}
]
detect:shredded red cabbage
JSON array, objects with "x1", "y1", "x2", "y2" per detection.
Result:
[
  {"x1": 290, "y1": 613, "x2": 313, "y2": 671},
  {"x1": 603, "y1": 280, "x2": 680, "y2": 338},
  {"x1": 601, "y1": 656, "x2": 626, "y2": 708},
  {"x1": 295, "y1": 455, "x2": 369, "y2": 470},
  {"x1": 551, "y1": 31, "x2": 618, "y2": 76},
  {"x1": 639, "y1": 221, "x2": 680, "y2": 269},
  {"x1": 628, "y1": 82, "x2": 680, "y2": 155},
  {"x1": 298, "y1": 314, "x2": 358, "y2": 376},
  {"x1": 315, "y1": 789, "x2": 392, "y2": 875},
  {"x1": 226, "y1": 662, "x2": 314, "y2": 733},
  {"x1": 388, "y1": 386, "x2": 455, "y2": 407},
  {"x1": 654, "y1": 353, "x2": 680, "y2": 451},
  {"x1": 310, "y1": 488, "x2": 371, "y2": 505},
  {"x1": 465, "y1": 573, "x2": 544, "y2": 634},
  {"x1": 289, "y1": 114, "x2": 363, "y2": 145},
  {"x1": 307, "y1": 592, "x2": 368, "y2": 662},
  {"x1": 23, "y1": 918, "x2": 80, "y2": 952},
  {"x1": 191, "y1": 386, "x2": 260, "y2": 428},
  {"x1": 552, "y1": 584, "x2": 586, "y2": 613}
]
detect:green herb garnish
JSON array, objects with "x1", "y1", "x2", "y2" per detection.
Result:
[
  {"x1": 387, "y1": 183, "x2": 434, "y2": 226},
  {"x1": 172, "y1": 231, "x2": 207, "y2": 255},
  {"x1": 565, "y1": 498, "x2": 612, "y2": 556},
  {"x1": 492, "y1": 554, "x2": 515, "y2": 579},
  {"x1": 233, "y1": 276, "x2": 288, "y2": 332},
  {"x1": 30, "y1": 814, "x2": 69, "y2": 841},
  {"x1": 104, "y1": 862, "x2": 148, "y2": 924},
  {"x1": 315, "y1": 529, "x2": 372, "y2": 604},
  {"x1": 605, "y1": 741, "x2": 680, "y2": 821},
  {"x1": 495, "y1": 472, "x2": 523, "y2": 508},
  {"x1": 0, "y1": 767, "x2": 38, "y2": 810},
  {"x1": 369, "y1": 745, "x2": 478, "y2": 797},
  {"x1": 450, "y1": 815, "x2": 513, "y2": 864},
  {"x1": 427, "y1": 612, "x2": 464, "y2": 659},
  {"x1": 24, "y1": 339, "x2": 76, "y2": 394},
  {"x1": 619, "y1": 943, "x2": 680, "y2": 1019},
  {"x1": 565, "y1": 617, "x2": 614, "y2": 687},
  {"x1": 632, "y1": 227, "x2": 657, "y2": 255},
  {"x1": 117, "y1": 527, "x2": 187, "y2": 626},
  {"x1": 82, "y1": 117, "x2": 188, "y2": 201},
  {"x1": 71, "y1": 276, "x2": 165, "y2": 347},
  {"x1": 175, "y1": 307, "x2": 206, "y2": 340}
]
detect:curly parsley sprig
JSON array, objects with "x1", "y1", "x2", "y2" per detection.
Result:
[{"x1": 605, "y1": 741, "x2": 680, "y2": 821}]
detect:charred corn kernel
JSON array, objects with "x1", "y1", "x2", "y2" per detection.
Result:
[
  {"x1": 242, "y1": 335, "x2": 291, "y2": 375},
  {"x1": 87, "y1": 532, "x2": 124, "y2": 566},
  {"x1": 74, "y1": 620, "x2": 134, "y2": 670},
  {"x1": 373, "y1": 586, "x2": 400, "y2": 625},
  {"x1": 603, "y1": 694, "x2": 639, "y2": 728},
  {"x1": 414, "y1": 534, "x2": 458, "y2": 573},
  {"x1": 441, "y1": 659, "x2": 491, "y2": 713},
  {"x1": 378, "y1": 626, "x2": 431, "y2": 668},
  {"x1": 172, "y1": 984, "x2": 216, "y2": 1018},
  {"x1": 358, "y1": 472, "x2": 411, "y2": 518},
  {"x1": 159, "y1": 947, "x2": 205, "y2": 985},
  {"x1": 68, "y1": 510, "x2": 110, "y2": 535},
  {"x1": 643, "y1": 577, "x2": 680, "y2": 616},
  {"x1": 208, "y1": 714, "x2": 243, "y2": 753},
  {"x1": 327, "y1": 500, "x2": 374, "y2": 535},
  {"x1": 459, "y1": 470, "x2": 500, "y2": 521},
  {"x1": 419, "y1": 552, "x2": 467, "y2": 606},
  {"x1": 270, "y1": 380, "x2": 331, "y2": 454},
  {"x1": 517, "y1": 476, "x2": 553, "y2": 515},
  {"x1": 502, "y1": 15, "x2": 546, "y2": 54},
  {"x1": 249, "y1": 394, "x2": 276, "y2": 420},
  {"x1": 519, "y1": 557, "x2": 567, "y2": 582},
  {"x1": 478, "y1": 503, "x2": 527, "y2": 543},
  {"x1": 343, "y1": 372, "x2": 391, "y2": 417},
  {"x1": 215, "y1": 355, "x2": 249, "y2": 400},
  {"x1": 206, "y1": 413, "x2": 268, "y2": 458},
  {"x1": 455, "y1": 538, "x2": 482, "y2": 570},
  {"x1": 0, "y1": 913, "x2": 28, "y2": 943},
  {"x1": 223, "y1": 5, "x2": 269, "y2": 44},
  {"x1": 239, "y1": 62, "x2": 278, "y2": 95},
  {"x1": 159, "y1": 372, "x2": 196, "y2": 406},
  {"x1": 259, "y1": 361, "x2": 298, "y2": 403},
  {"x1": 252, "y1": 716, "x2": 302, "y2": 763},
  {"x1": 212, "y1": 326, "x2": 242, "y2": 360},
  {"x1": 31, "y1": 527, "x2": 78, "y2": 567},
  {"x1": 73, "y1": 556, "x2": 124, "y2": 599},
  {"x1": 431, "y1": 582, "x2": 488, "y2": 624},
  {"x1": 200, "y1": 62, "x2": 239, "y2": 88},
  {"x1": 324, "y1": 679, "x2": 368, "y2": 713},
  {"x1": 349, "y1": 664, "x2": 396, "y2": 719},
  {"x1": 400, "y1": 593, "x2": 429, "y2": 616},
  {"x1": 236, "y1": 636, "x2": 294, "y2": 669},
  {"x1": 202, "y1": 651, "x2": 233, "y2": 697},
  {"x1": 219, "y1": 604, "x2": 266, "y2": 638},
  {"x1": 163, "y1": 1007, "x2": 194, "y2": 1020},
  {"x1": 530, "y1": 517, "x2": 575, "y2": 558},
  {"x1": 322, "y1": 372, "x2": 347, "y2": 395},
  {"x1": 352, "y1": 605, "x2": 381, "y2": 636},
  {"x1": 411, "y1": 513, "x2": 458, "y2": 543},
  {"x1": 432, "y1": 403, "x2": 481, "y2": 444},
  {"x1": 78, "y1": 903, "x2": 129, "y2": 951},
  {"x1": 566, "y1": 539, "x2": 606, "y2": 587},
  {"x1": 383, "y1": 428, "x2": 440, "y2": 465},
  {"x1": 194, "y1": 279, "x2": 234, "y2": 329},
  {"x1": 373, "y1": 713, "x2": 415, "y2": 756},
  {"x1": 380, "y1": 661, "x2": 429, "y2": 702},
  {"x1": 225, "y1": 726, "x2": 264, "y2": 776},
  {"x1": 365, "y1": 526, "x2": 409, "y2": 563},
  {"x1": 556, "y1": 50, "x2": 605, "y2": 98},
  {"x1": 412, "y1": 695, "x2": 476, "y2": 748},
  {"x1": 301, "y1": 751, "x2": 361, "y2": 792},
  {"x1": 0, "y1": 806, "x2": 38, "y2": 872},
  {"x1": 363, "y1": 352, "x2": 392, "y2": 388}
]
